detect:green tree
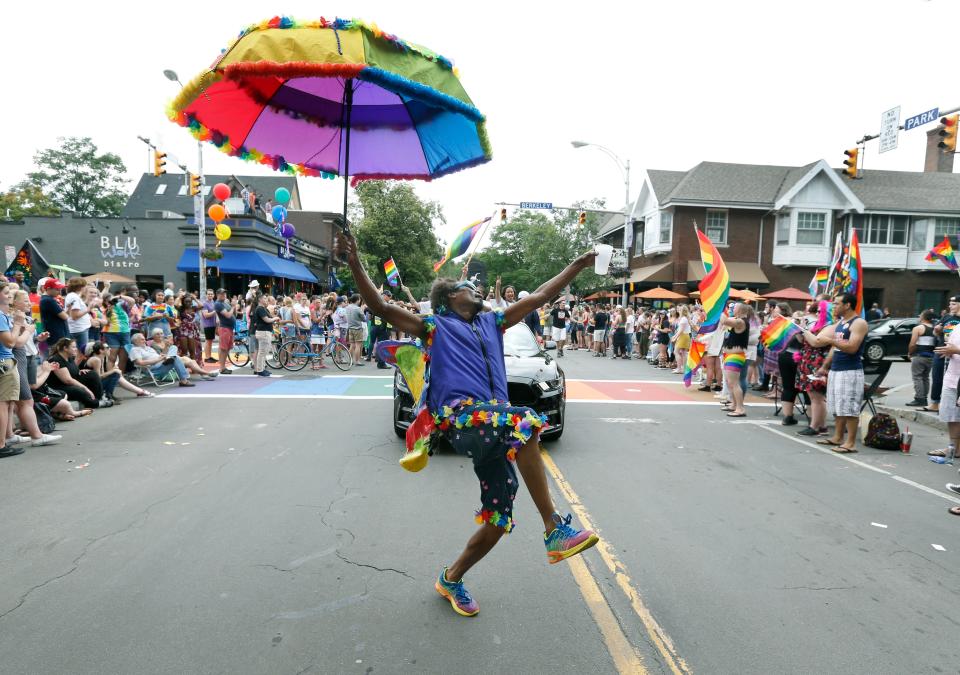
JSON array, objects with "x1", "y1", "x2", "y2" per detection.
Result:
[
  {"x1": 0, "y1": 182, "x2": 59, "y2": 220},
  {"x1": 474, "y1": 200, "x2": 608, "y2": 296},
  {"x1": 339, "y1": 182, "x2": 444, "y2": 298},
  {"x1": 23, "y1": 137, "x2": 128, "y2": 217}
]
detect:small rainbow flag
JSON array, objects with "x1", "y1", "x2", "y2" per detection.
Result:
[
  {"x1": 760, "y1": 314, "x2": 802, "y2": 353},
  {"x1": 384, "y1": 257, "x2": 400, "y2": 287},
  {"x1": 808, "y1": 268, "x2": 829, "y2": 298},
  {"x1": 434, "y1": 217, "x2": 491, "y2": 272},
  {"x1": 926, "y1": 236, "x2": 959, "y2": 271}
]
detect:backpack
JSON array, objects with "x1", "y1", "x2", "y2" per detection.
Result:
[
  {"x1": 864, "y1": 413, "x2": 900, "y2": 450},
  {"x1": 33, "y1": 401, "x2": 56, "y2": 434}
]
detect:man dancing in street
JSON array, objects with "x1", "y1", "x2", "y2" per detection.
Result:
[{"x1": 337, "y1": 230, "x2": 599, "y2": 617}]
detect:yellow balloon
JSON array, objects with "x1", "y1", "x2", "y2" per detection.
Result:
[{"x1": 214, "y1": 224, "x2": 232, "y2": 241}]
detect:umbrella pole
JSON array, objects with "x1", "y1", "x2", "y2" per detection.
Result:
[{"x1": 340, "y1": 79, "x2": 354, "y2": 235}]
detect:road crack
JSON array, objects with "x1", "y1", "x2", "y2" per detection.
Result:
[
  {"x1": 779, "y1": 585, "x2": 855, "y2": 591},
  {"x1": 335, "y1": 551, "x2": 413, "y2": 579}
]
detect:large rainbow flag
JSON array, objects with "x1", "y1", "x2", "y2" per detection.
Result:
[
  {"x1": 434, "y1": 216, "x2": 490, "y2": 272},
  {"x1": 760, "y1": 314, "x2": 802, "y2": 352},
  {"x1": 847, "y1": 229, "x2": 863, "y2": 316},
  {"x1": 926, "y1": 236, "x2": 959, "y2": 271},
  {"x1": 683, "y1": 229, "x2": 731, "y2": 387}
]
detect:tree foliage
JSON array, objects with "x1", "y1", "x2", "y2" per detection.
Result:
[
  {"x1": 339, "y1": 181, "x2": 445, "y2": 298},
  {"x1": 23, "y1": 137, "x2": 128, "y2": 217},
  {"x1": 473, "y1": 199, "x2": 609, "y2": 295},
  {"x1": 0, "y1": 182, "x2": 59, "y2": 220}
]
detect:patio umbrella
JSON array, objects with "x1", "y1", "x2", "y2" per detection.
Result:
[
  {"x1": 167, "y1": 17, "x2": 491, "y2": 232},
  {"x1": 584, "y1": 291, "x2": 620, "y2": 300},
  {"x1": 763, "y1": 286, "x2": 812, "y2": 301},
  {"x1": 632, "y1": 286, "x2": 687, "y2": 300}
]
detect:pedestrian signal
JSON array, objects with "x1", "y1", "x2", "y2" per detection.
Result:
[
  {"x1": 153, "y1": 151, "x2": 167, "y2": 176},
  {"x1": 842, "y1": 148, "x2": 858, "y2": 179},
  {"x1": 939, "y1": 115, "x2": 959, "y2": 153},
  {"x1": 578, "y1": 211, "x2": 586, "y2": 225},
  {"x1": 189, "y1": 173, "x2": 201, "y2": 196}
]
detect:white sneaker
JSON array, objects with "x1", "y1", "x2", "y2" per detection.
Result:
[
  {"x1": 6, "y1": 435, "x2": 30, "y2": 445},
  {"x1": 31, "y1": 433, "x2": 61, "y2": 446},
  {"x1": 946, "y1": 483, "x2": 960, "y2": 495}
]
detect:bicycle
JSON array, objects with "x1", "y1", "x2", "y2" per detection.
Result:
[
  {"x1": 227, "y1": 329, "x2": 282, "y2": 370},
  {"x1": 278, "y1": 331, "x2": 353, "y2": 371}
]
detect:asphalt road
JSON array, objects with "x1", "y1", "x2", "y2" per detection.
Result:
[{"x1": 2, "y1": 351, "x2": 959, "y2": 674}]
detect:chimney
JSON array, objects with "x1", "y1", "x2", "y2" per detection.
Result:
[{"x1": 925, "y1": 128, "x2": 954, "y2": 173}]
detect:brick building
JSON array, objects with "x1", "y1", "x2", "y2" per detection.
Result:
[{"x1": 598, "y1": 155, "x2": 960, "y2": 316}]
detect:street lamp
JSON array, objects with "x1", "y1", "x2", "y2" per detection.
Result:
[
  {"x1": 164, "y1": 68, "x2": 208, "y2": 304},
  {"x1": 571, "y1": 140, "x2": 632, "y2": 303}
]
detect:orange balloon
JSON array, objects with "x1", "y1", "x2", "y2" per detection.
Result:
[{"x1": 208, "y1": 204, "x2": 226, "y2": 222}]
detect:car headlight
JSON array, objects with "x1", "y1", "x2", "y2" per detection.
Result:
[{"x1": 537, "y1": 378, "x2": 562, "y2": 392}]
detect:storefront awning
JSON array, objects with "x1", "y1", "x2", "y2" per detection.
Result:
[
  {"x1": 625, "y1": 261, "x2": 673, "y2": 285},
  {"x1": 176, "y1": 248, "x2": 318, "y2": 283},
  {"x1": 687, "y1": 261, "x2": 768, "y2": 285}
]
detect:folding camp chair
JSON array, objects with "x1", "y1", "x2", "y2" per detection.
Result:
[
  {"x1": 860, "y1": 359, "x2": 892, "y2": 415},
  {"x1": 124, "y1": 344, "x2": 178, "y2": 388}
]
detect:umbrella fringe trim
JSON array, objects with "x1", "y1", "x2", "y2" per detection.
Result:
[
  {"x1": 358, "y1": 67, "x2": 483, "y2": 121},
  {"x1": 349, "y1": 155, "x2": 491, "y2": 187}
]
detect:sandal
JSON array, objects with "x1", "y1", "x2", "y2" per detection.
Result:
[
  {"x1": 949, "y1": 506, "x2": 960, "y2": 516},
  {"x1": 928, "y1": 448, "x2": 950, "y2": 457},
  {"x1": 817, "y1": 438, "x2": 842, "y2": 446},
  {"x1": 54, "y1": 414, "x2": 76, "y2": 422},
  {"x1": 832, "y1": 446, "x2": 858, "y2": 454},
  {"x1": 726, "y1": 412, "x2": 747, "y2": 417}
]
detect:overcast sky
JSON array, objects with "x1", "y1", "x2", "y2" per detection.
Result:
[{"x1": 2, "y1": 0, "x2": 955, "y2": 248}]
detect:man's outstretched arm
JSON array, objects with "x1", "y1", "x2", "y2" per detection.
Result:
[
  {"x1": 503, "y1": 250, "x2": 597, "y2": 328},
  {"x1": 335, "y1": 231, "x2": 426, "y2": 340}
]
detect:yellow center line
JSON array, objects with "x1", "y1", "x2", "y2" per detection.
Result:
[{"x1": 541, "y1": 448, "x2": 692, "y2": 675}]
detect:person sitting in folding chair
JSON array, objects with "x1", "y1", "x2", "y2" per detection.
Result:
[{"x1": 129, "y1": 333, "x2": 196, "y2": 388}]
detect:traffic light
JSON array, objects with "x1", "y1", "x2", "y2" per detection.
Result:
[
  {"x1": 500, "y1": 208, "x2": 507, "y2": 223},
  {"x1": 153, "y1": 151, "x2": 167, "y2": 176},
  {"x1": 841, "y1": 147, "x2": 858, "y2": 179},
  {"x1": 939, "y1": 114, "x2": 959, "y2": 153},
  {"x1": 578, "y1": 211, "x2": 586, "y2": 225},
  {"x1": 189, "y1": 173, "x2": 201, "y2": 196}
]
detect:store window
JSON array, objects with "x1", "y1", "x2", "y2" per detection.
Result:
[
  {"x1": 705, "y1": 209, "x2": 727, "y2": 244},
  {"x1": 796, "y1": 212, "x2": 826, "y2": 246},
  {"x1": 659, "y1": 211, "x2": 672, "y2": 245}
]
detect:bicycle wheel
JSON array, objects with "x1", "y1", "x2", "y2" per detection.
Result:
[
  {"x1": 331, "y1": 341, "x2": 354, "y2": 371},
  {"x1": 266, "y1": 339, "x2": 283, "y2": 370},
  {"x1": 228, "y1": 341, "x2": 249, "y2": 368},
  {"x1": 280, "y1": 340, "x2": 310, "y2": 372}
]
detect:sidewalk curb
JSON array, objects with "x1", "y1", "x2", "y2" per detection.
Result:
[{"x1": 875, "y1": 401, "x2": 946, "y2": 432}]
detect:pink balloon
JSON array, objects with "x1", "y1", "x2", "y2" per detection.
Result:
[{"x1": 212, "y1": 183, "x2": 231, "y2": 201}]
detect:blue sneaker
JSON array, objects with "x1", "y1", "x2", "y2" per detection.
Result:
[
  {"x1": 257, "y1": 370, "x2": 272, "y2": 377},
  {"x1": 435, "y1": 567, "x2": 479, "y2": 617},
  {"x1": 545, "y1": 513, "x2": 599, "y2": 564}
]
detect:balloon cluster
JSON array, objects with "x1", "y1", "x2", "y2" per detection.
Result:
[
  {"x1": 208, "y1": 183, "x2": 233, "y2": 247},
  {"x1": 272, "y1": 187, "x2": 296, "y2": 254}
]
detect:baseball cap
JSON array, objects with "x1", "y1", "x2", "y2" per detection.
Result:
[
  {"x1": 248, "y1": 279, "x2": 260, "y2": 288},
  {"x1": 42, "y1": 279, "x2": 65, "y2": 291},
  {"x1": 518, "y1": 290, "x2": 530, "y2": 299}
]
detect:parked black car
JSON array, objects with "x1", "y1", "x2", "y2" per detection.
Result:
[
  {"x1": 863, "y1": 317, "x2": 918, "y2": 363},
  {"x1": 392, "y1": 322, "x2": 566, "y2": 441}
]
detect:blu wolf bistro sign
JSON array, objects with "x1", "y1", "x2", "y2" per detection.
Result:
[{"x1": 100, "y1": 236, "x2": 141, "y2": 268}]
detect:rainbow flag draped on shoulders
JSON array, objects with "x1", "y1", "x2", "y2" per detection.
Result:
[
  {"x1": 434, "y1": 217, "x2": 490, "y2": 272},
  {"x1": 760, "y1": 314, "x2": 802, "y2": 353},
  {"x1": 926, "y1": 236, "x2": 959, "y2": 271},
  {"x1": 683, "y1": 228, "x2": 731, "y2": 387}
]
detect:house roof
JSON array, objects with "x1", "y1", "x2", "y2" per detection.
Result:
[
  {"x1": 121, "y1": 173, "x2": 300, "y2": 218},
  {"x1": 666, "y1": 162, "x2": 798, "y2": 207},
  {"x1": 841, "y1": 169, "x2": 960, "y2": 214},
  {"x1": 647, "y1": 170, "x2": 686, "y2": 204}
]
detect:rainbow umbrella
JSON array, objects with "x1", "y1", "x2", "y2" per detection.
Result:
[{"x1": 167, "y1": 16, "x2": 491, "y2": 230}]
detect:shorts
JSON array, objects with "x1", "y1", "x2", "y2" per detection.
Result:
[
  {"x1": 826, "y1": 368, "x2": 865, "y2": 418},
  {"x1": 723, "y1": 352, "x2": 746, "y2": 373},
  {"x1": 281, "y1": 324, "x2": 296, "y2": 338},
  {"x1": 103, "y1": 332, "x2": 132, "y2": 349},
  {"x1": 218, "y1": 327, "x2": 234, "y2": 352},
  {"x1": 348, "y1": 328, "x2": 364, "y2": 344},
  {"x1": 0, "y1": 360, "x2": 21, "y2": 402},
  {"x1": 940, "y1": 387, "x2": 960, "y2": 423},
  {"x1": 435, "y1": 398, "x2": 548, "y2": 533},
  {"x1": 204, "y1": 326, "x2": 216, "y2": 341},
  {"x1": 551, "y1": 327, "x2": 567, "y2": 341},
  {"x1": 593, "y1": 330, "x2": 606, "y2": 342}
]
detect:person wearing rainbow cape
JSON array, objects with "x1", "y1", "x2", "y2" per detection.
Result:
[{"x1": 336, "y1": 230, "x2": 600, "y2": 617}]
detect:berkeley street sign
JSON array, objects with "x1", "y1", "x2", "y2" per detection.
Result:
[{"x1": 519, "y1": 202, "x2": 553, "y2": 209}]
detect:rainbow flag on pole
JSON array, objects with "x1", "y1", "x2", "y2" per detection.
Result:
[
  {"x1": 760, "y1": 314, "x2": 802, "y2": 353},
  {"x1": 384, "y1": 257, "x2": 400, "y2": 287},
  {"x1": 434, "y1": 217, "x2": 491, "y2": 272},
  {"x1": 808, "y1": 268, "x2": 828, "y2": 298},
  {"x1": 926, "y1": 236, "x2": 959, "y2": 271},
  {"x1": 683, "y1": 228, "x2": 731, "y2": 387},
  {"x1": 847, "y1": 229, "x2": 863, "y2": 316}
]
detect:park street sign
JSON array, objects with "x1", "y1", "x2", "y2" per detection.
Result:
[
  {"x1": 519, "y1": 202, "x2": 553, "y2": 209},
  {"x1": 904, "y1": 107, "x2": 939, "y2": 130},
  {"x1": 879, "y1": 106, "x2": 901, "y2": 154}
]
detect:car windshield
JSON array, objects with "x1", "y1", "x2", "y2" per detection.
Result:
[
  {"x1": 503, "y1": 324, "x2": 542, "y2": 358},
  {"x1": 868, "y1": 319, "x2": 896, "y2": 333}
]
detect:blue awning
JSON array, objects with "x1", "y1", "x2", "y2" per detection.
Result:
[{"x1": 176, "y1": 248, "x2": 319, "y2": 283}]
